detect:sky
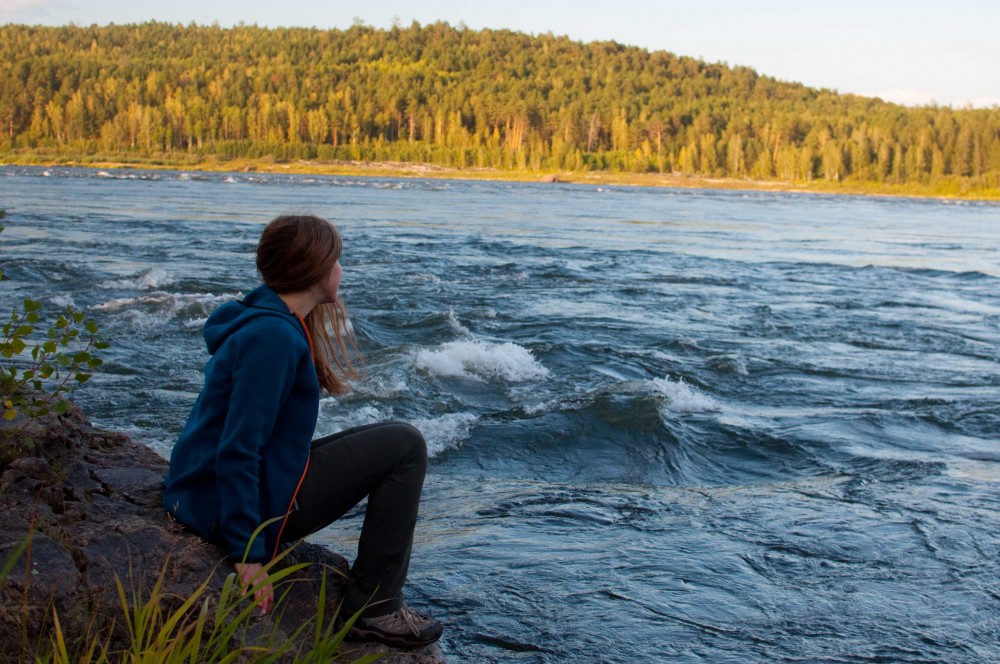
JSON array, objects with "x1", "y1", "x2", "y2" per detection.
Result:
[{"x1": 3, "y1": 0, "x2": 998, "y2": 109}]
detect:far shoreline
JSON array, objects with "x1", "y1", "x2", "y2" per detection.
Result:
[{"x1": 4, "y1": 154, "x2": 999, "y2": 202}]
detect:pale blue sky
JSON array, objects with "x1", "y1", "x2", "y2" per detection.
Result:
[{"x1": 3, "y1": 0, "x2": 998, "y2": 108}]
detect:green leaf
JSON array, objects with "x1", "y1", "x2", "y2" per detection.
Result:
[
  {"x1": 14, "y1": 325, "x2": 33, "y2": 336},
  {"x1": 3, "y1": 409, "x2": 16, "y2": 421},
  {"x1": 52, "y1": 400, "x2": 70, "y2": 414},
  {"x1": 43, "y1": 340, "x2": 57, "y2": 353},
  {"x1": 23, "y1": 299, "x2": 42, "y2": 313},
  {"x1": 25, "y1": 312, "x2": 39, "y2": 324},
  {"x1": 55, "y1": 315, "x2": 69, "y2": 329},
  {"x1": 75, "y1": 373, "x2": 92, "y2": 383},
  {"x1": 11, "y1": 338, "x2": 26, "y2": 354},
  {"x1": 85, "y1": 320, "x2": 99, "y2": 334},
  {"x1": 95, "y1": 341, "x2": 110, "y2": 350}
]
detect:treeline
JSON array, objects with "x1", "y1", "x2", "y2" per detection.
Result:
[{"x1": 2, "y1": 21, "x2": 999, "y2": 189}]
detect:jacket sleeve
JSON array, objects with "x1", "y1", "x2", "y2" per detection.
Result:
[{"x1": 214, "y1": 321, "x2": 300, "y2": 562}]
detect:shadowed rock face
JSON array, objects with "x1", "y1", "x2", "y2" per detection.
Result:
[{"x1": 0, "y1": 403, "x2": 445, "y2": 663}]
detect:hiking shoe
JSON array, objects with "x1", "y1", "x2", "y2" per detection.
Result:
[{"x1": 343, "y1": 603, "x2": 443, "y2": 648}]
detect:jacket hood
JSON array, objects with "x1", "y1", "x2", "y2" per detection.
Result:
[{"x1": 204, "y1": 285, "x2": 300, "y2": 354}]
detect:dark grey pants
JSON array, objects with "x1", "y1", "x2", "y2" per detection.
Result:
[{"x1": 281, "y1": 421, "x2": 428, "y2": 617}]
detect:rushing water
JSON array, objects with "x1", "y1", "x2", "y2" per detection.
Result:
[{"x1": 1, "y1": 165, "x2": 999, "y2": 662}]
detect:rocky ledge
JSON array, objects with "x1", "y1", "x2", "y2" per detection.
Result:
[{"x1": 0, "y1": 402, "x2": 445, "y2": 663}]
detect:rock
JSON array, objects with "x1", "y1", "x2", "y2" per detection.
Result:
[
  {"x1": 540, "y1": 174, "x2": 559, "y2": 183},
  {"x1": 0, "y1": 402, "x2": 445, "y2": 663}
]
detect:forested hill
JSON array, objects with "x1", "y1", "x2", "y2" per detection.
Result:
[{"x1": 2, "y1": 21, "x2": 999, "y2": 193}]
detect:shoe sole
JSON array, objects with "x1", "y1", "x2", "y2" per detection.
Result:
[{"x1": 343, "y1": 624, "x2": 442, "y2": 649}]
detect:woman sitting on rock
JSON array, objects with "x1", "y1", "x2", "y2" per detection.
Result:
[{"x1": 162, "y1": 214, "x2": 443, "y2": 648}]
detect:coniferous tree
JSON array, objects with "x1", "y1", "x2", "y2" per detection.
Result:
[{"x1": 0, "y1": 22, "x2": 997, "y2": 193}]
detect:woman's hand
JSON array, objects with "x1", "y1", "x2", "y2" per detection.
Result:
[{"x1": 234, "y1": 562, "x2": 274, "y2": 615}]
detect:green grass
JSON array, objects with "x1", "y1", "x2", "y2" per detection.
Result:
[{"x1": 0, "y1": 531, "x2": 381, "y2": 664}]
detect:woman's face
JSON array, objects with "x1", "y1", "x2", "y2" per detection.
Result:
[{"x1": 317, "y1": 259, "x2": 343, "y2": 303}]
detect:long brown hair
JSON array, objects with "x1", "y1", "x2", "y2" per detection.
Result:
[{"x1": 256, "y1": 214, "x2": 360, "y2": 395}]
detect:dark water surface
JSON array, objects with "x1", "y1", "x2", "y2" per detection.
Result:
[{"x1": 1, "y1": 166, "x2": 998, "y2": 662}]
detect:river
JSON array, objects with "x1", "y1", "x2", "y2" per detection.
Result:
[{"x1": 1, "y1": 165, "x2": 998, "y2": 662}]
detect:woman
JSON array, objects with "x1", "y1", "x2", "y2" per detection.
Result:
[{"x1": 162, "y1": 214, "x2": 443, "y2": 648}]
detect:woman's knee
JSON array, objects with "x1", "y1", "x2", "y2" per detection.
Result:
[{"x1": 385, "y1": 421, "x2": 427, "y2": 466}]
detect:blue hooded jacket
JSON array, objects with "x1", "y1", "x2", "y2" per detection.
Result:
[{"x1": 163, "y1": 285, "x2": 319, "y2": 563}]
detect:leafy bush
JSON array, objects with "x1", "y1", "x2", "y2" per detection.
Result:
[
  {"x1": 0, "y1": 211, "x2": 108, "y2": 424},
  {"x1": 0, "y1": 298, "x2": 107, "y2": 419}
]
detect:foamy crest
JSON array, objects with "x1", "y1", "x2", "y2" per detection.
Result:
[
  {"x1": 414, "y1": 340, "x2": 549, "y2": 382},
  {"x1": 317, "y1": 403, "x2": 395, "y2": 430},
  {"x1": 651, "y1": 377, "x2": 719, "y2": 413},
  {"x1": 94, "y1": 292, "x2": 238, "y2": 330},
  {"x1": 100, "y1": 267, "x2": 174, "y2": 290},
  {"x1": 354, "y1": 374, "x2": 410, "y2": 399},
  {"x1": 314, "y1": 403, "x2": 472, "y2": 457},
  {"x1": 522, "y1": 397, "x2": 565, "y2": 416},
  {"x1": 49, "y1": 294, "x2": 76, "y2": 308},
  {"x1": 412, "y1": 413, "x2": 478, "y2": 457},
  {"x1": 445, "y1": 309, "x2": 471, "y2": 336}
]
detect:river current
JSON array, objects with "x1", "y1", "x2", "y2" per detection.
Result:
[{"x1": 1, "y1": 166, "x2": 998, "y2": 662}]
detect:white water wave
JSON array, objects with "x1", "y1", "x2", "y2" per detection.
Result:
[
  {"x1": 415, "y1": 339, "x2": 549, "y2": 382},
  {"x1": 49, "y1": 293, "x2": 76, "y2": 308},
  {"x1": 352, "y1": 373, "x2": 411, "y2": 399},
  {"x1": 651, "y1": 376, "x2": 719, "y2": 414},
  {"x1": 317, "y1": 402, "x2": 395, "y2": 430},
  {"x1": 315, "y1": 403, "x2": 474, "y2": 458},
  {"x1": 521, "y1": 397, "x2": 568, "y2": 416},
  {"x1": 94, "y1": 292, "x2": 239, "y2": 329},
  {"x1": 413, "y1": 412, "x2": 478, "y2": 457},
  {"x1": 95, "y1": 170, "x2": 158, "y2": 180},
  {"x1": 445, "y1": 308, "x2": 472, "y2": 336},
  {"x1": 100, "y1": 267, "x2": 174, "y2": 290}
]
